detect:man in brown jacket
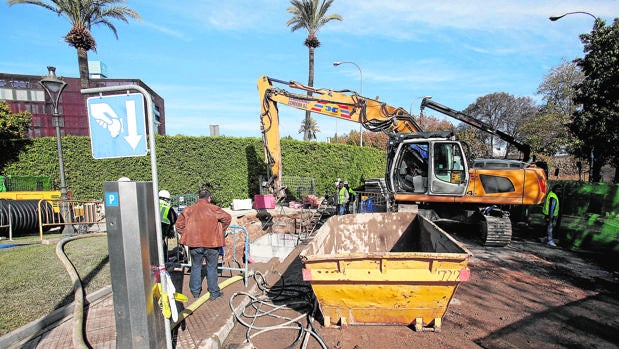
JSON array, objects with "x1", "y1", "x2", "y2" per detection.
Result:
[{"x1": 175, "y1": 189, "x2": 232, "y2": 299}]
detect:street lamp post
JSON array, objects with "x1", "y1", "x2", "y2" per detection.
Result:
[
  {"x1": 40, "y1": 66, "x2": 73, "y2": 234},
  {"x1": 549, "y1": 11, "x2": 597, "y2": 22},
  {"x1": 40, "y1": 66, "x2": 69, "y2": 200},
  {"x1": 549, "y1": 11, "x2": 597, "y2": 181},
  {"x1": 333, "y1": 61, "x2": 363, "y2": 146}
]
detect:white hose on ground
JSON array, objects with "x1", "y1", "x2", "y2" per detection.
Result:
[
  {"x1": 228, "y1": 271, "x2": 328, "y2": 349},
  {"x1": 55, "y1": 232, "x2": 107, "y2": 349}
]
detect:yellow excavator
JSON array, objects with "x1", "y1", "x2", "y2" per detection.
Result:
[{"x1": 258, "y1": 75, "x2": 548, "y2": 246}]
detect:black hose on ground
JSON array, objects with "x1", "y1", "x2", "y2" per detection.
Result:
[{"x1": 55, "y1": 233, "x2": 107, "y2": 349}]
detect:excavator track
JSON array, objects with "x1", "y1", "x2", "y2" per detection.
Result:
[{"x1": 480, "y1": 215, "x2": 512, "y2": 247}]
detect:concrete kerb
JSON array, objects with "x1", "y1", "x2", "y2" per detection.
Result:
[{"x1": 0, "y1": 285, "x2": 113, "y2": 349}]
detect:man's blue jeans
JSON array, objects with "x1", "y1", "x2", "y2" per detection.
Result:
[{"x1": 189, "y1": 247, "x2": 221, "y2": 297}]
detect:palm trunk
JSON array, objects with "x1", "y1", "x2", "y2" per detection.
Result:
[
  {"x1": 304, "y1": 46, "x2": 316, "y2": 141},
  {"x1": 77, "y1": 47, "x2": 90, "y2": 89}
]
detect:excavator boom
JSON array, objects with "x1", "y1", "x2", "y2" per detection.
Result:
[
  {"x1": 420, "y1": 97, "x2": 531, "y2": 162},
  {"x1": 258, "y1": 75, "x2": 421, "y2": 197}
]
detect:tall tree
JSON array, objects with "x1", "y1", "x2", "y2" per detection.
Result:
[
  {"x1": 287, "y1": 0, "x2": 342, "y2": 141},
  {"x1": 0, "y1": 101, "x2": 32, "y2": 140},
  {"x1": 524, "y1": 60, "x2": 583, "y2": 157},
  {"x1": 418, "y1": 113, "x2": 454, "y2": 132},
  {"x1": 570, "y1": 18, "x2": 619, "y2": 182},
  {"x1": 8, "y1": 0, "x2": 141, "y2": 89},
  {"x1": 462, "y1": 92, "x2": 537, "y2": 159},
  {"x1": 298, "y1": 115, "x2": 320, "y2": 140}
]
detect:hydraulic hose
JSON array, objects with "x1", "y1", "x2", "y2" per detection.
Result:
[
  {"x1": 171, "y1": 274, "x2": 245, "y2": 329},
  {"x1": 55, "y1": 233, "x2": 107, "y2": 349}
]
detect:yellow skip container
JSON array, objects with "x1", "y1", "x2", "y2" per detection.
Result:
[{"x1": 300, "y1": 212, "x2": 472, "y2": 331}]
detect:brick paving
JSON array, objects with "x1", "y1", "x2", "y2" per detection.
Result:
[
  {"x1": 3, "y1": 206, "x2": 316, "y2": 349},
  {"x1": 10, "y1": 253, "x2": 290, "y2": 349}
]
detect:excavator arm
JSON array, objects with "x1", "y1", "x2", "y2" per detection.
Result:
[
  {"x1": 258, "y1": 75, "x2": 421, "y2": 197},
  {"x1": 420, "y1": 97, "x2": 531, "y2": 162}
]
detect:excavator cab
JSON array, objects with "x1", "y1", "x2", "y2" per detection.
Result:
[{"x1": 387, "y1": 132, "x2": 469, "y2": 196}]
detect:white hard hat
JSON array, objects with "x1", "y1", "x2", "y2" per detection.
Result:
[
  {"x1": 343, "y1": 181, "x2": 348, "y2": 185},
  {"x1": 159, "y1": 190, "x2": 171, "y2": 199}
]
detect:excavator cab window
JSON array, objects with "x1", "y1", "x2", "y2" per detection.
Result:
[
  {"x1": 433, "y1": 143, "x2": 466, "y2": 184},
  {"x1": 396, "y1": 143, "x2": 429, "y2": 193}
]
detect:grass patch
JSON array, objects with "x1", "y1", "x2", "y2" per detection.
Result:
[{"x1": 0, "y1": 234, "x2": 110, "y2": 336}]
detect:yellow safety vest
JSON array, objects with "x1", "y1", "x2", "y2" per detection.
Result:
[
  {"x1": 542, "y1": 191, "x2": 559, "y2": 217},
  {"x1": 159, "y1": 200, "x2": 172, "y2": 224},
  {"x1": 338, "y1": 187, "x2": 349, "y2": 204}
]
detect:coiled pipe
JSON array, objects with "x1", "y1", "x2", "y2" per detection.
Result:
[{"x1": 0, "y1": 199, "x2": 58, "y2": 236}]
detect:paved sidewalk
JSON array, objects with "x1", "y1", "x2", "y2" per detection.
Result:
[
  {"x1": 7, "y1": 252, "x2": 293, "y2": 349},
  {"x1": 1, "y1": 206, "x2": 320, "y2": 349}
]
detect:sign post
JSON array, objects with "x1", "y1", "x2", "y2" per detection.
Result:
[{"x1": 82, "y1": 85, "x2": 172, "y2": 349}]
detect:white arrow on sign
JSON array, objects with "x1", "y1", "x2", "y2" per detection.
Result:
[{"x1": 123, "y1": 100, "x2": 142, "y2": 149}]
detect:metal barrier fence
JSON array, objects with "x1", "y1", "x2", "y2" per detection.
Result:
[
  {"x1": 0, "y1": 200, "x2": 13, "y2": 240},
  {"x1": 259, "y1": 176, "x2": 316, "y2": 202},
  {"x1": 171, "y1": 194, "x2": 198, "y2": 214},
  {"x1": 355, "y1": 191, "x2": 389, "y2": 213},
  {"x1": 220, "y1": 225, "x2": 250, "y2": 286},
  {"x1": 166, "y1": 224, "x2": 250, "y2": 286},
  {"x1": 38, "y1": 199, "x2": 106, "y2": 239}
]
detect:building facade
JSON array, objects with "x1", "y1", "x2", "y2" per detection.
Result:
[{"x1": 0, "y1": 71, "x2": 166, "y2": 138}]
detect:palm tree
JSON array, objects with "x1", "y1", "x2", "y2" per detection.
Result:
[
  {"x1": 286, "y1": 0, "x2": 342, "y2": 141},
  {"x1": 8, "y1": 0, "x2": 141, "y2": 89},
  {"x1": 298, "y1": 115, "x2": 320, "y2": 140}
]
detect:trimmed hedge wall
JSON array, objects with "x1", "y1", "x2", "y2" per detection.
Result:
[
  {"x1": 548, "y1": 180, "x2": 619, "y2": 254},
  {"x1": 0, "y1": 136, "x2": 386, "y2": 206}
]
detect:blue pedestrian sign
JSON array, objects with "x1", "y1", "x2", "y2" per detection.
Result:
[{"x1": 87, "y1": 93, "x2": 147, "y2": 159}]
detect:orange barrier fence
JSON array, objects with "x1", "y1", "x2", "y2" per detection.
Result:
[{"x1": 38, "y1": 199, "x2": 105, "y2": 240}]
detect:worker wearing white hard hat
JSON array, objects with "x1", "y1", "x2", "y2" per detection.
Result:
[
  {"x1": 159, "y1": 189, "x2": 177, "y2": 260},
  {"x1": 343, "y1": 181, "x2": 356, "y2": 214}
]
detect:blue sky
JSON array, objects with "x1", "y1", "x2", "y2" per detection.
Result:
[{"x1": 1, "y1": 0, "x2": 616, "y2": 141}]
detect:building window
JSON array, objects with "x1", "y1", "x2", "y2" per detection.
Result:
[
  {"x1": 0, "y1": 88, "x2": 13, "y2": 100},
  {"x1": 31, "y1": 116, "x2": 41, "y2": 127},
  {"x1": 31, "y1": 90, "x2": 46, "y2": 102},
  {"x1": 15, "y1": 90, "x2": 28, "y2": 101}
]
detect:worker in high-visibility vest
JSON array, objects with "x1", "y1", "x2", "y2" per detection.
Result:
[
  {"x1": 344, "y1": 181, "x2": 356, "y2": 214},
  {"x1": 542, "y1": 184, "x2": 561, "y2": 247},
  {"x1": 159, "y1": 190, "x2": 178, "y2": 260},
  {"x1": 337, "y1": 181, "x2": 349, "y2": 215}
]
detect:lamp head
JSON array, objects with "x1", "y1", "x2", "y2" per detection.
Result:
[
  {"x1": 39, "y1": 66, "x2": 68, "y2": 109},
  {"x1": 333, "y1": 61, "x2": 342, "y2": 66}
]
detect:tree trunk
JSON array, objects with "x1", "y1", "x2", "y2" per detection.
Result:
[
  {"x1": 591, "y1": 149, "x2": 603, "y2": 182},
  {"x1": 304, "y1": 46, "x2": 316, "y2": 141},
  {"x1": 77, "y1": 47, "x2": 90, "y2": 89}
]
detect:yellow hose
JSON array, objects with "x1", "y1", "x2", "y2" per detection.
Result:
[{"x1": 171, "y1": 275, "x2": 244, "y2": 329}]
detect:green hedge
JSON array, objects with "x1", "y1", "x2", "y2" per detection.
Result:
[
  {"x1": 549, "y1": 180, "x2": 619, "y2": 253},
  {"x1": 0, "y1": 136, "x2": 386, "y2": 206}
]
